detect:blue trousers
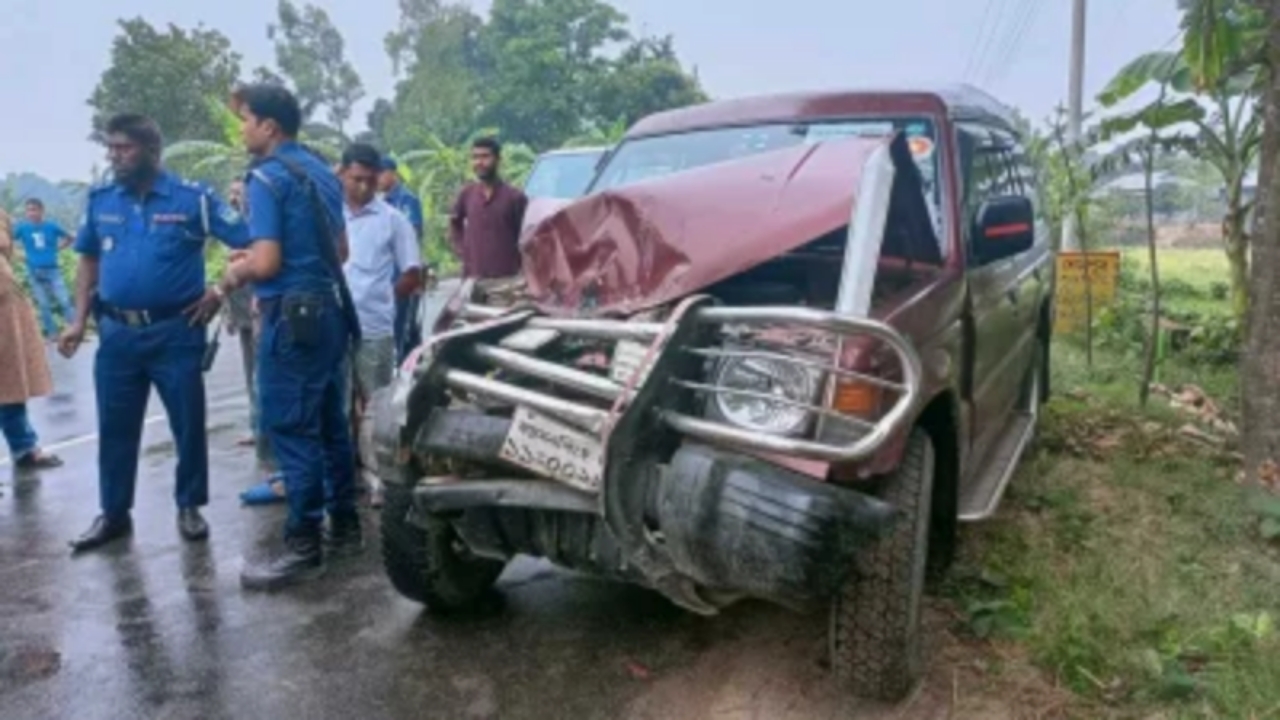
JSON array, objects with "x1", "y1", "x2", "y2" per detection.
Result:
[
  {"x1": 1, "y1": 403, "x2": 39, "y2": 460},
  {"x1": 95, "y1": 315, "x2": 208, "y2": 519},
  {"x1": 257, "y1": 296, "x2": 357, "y2": 538},
  {"x1": 28, "y1": 266, "x2": 73, "y2": 337}
]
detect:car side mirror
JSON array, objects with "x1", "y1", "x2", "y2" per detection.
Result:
[{"x1": 971, "y1": 196, "x2": 1035, "y2": 265}]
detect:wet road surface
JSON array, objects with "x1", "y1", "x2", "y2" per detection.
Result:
[{"x1": 0, "y1": 286, "x2": 961, "y2": 720}]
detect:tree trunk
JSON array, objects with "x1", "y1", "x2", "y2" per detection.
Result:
[
  {"x1": 1223, "y1": 186, "x2": 1251, "y2": 321},
  {"x1": 1139, "y1": 149, "x2": 1162, "y2": 408},
  {"x1": 1241, "y1": 0, "x2": 1280, "y2": 487}
]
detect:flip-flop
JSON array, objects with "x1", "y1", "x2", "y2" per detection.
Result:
[{"x1": 240, "y1": 474, "x2": 286, "y2": 506}]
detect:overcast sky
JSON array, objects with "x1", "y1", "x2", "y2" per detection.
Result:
[{"x1": 0, "y1": 0, "x2": 1181, "y2": 181}]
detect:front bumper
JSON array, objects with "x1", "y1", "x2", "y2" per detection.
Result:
[
  {"x1": 403, "y1": 407, "x2": 896, "y2": 611},
  {"x1": 375, "y1": 297, "x2": 924, "y2": 612}
]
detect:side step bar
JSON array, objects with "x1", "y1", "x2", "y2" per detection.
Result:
[{"x1": 957, "y1": 411, "x2": 1036, "y2": 521}]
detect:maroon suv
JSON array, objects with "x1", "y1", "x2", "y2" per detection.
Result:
[{"x1": 373, "y1": 85, "x2": 1053, "y2": 701}]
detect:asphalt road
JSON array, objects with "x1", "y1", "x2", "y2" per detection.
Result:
[{"x1": 0, "y1": 285, "x2": 957, "y2": 720}]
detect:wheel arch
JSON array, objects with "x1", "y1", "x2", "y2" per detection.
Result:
[{"x1": 914, "y1": 389, "x2": 961, "y2": 576}]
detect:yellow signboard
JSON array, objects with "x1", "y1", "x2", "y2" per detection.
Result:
[{"x1": 1053, "y1": 251, "x2": 1121, "y2": 334}]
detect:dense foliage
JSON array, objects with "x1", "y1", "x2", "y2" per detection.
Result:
[{"x1": 78, "y1": 0, "x2": 706, "y2": 274}]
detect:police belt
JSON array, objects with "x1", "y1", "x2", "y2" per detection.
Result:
[
  {"x1": 97, "y1": 300, "x2": 190, "y2": 327},
  {"x1": 256, "y1": 286, "x2": 343, "y2": 315}
]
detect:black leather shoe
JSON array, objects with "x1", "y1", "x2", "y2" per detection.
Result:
[
  {"x1": 178, "y1": 508, "x2": 209, "y2": 542},
  {"x1": 324, "y1": 513, "x2": 365, "y2": 558},
  {"x1": 15, "y1": 451, "x2": 63, "y2": 471},
  {"x1": 69, "y1": 515, "x2": 133, "y2": 553},
  {"x1": 241, "y1": 533, "x2": 325, "y2": 592}
]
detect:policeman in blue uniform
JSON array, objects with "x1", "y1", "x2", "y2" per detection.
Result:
[
  {"x1": 214, "y1": 83, "x2": 361, "y2": 590},
  {"x1": 59, "y1": 113, "x2": 250, "y2": 553},
  {"x1": 378, "y1": 157, "x2": 425, "y2": 362}
]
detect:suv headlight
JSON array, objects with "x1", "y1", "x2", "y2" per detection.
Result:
[{"x1": 711, "y1": 357, "x2": 819, "y2": 436}]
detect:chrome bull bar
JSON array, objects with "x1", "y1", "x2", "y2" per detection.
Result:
[
  {"x1": 661, "y1": 306, "x2": 923, "y2": 464},
  {"x1": 437, "y1": 305, "x2": 924, "y2": 465}
]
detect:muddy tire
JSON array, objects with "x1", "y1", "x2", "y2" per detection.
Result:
[
  {"x1": 830, "y1": 428, "x2": 935, "y2": 701},
  {"x1": 381, "y1": 483, "x2": 505, "y2": 613}
]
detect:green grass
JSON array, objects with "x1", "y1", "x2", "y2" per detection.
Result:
[
  {"x1": 1119, "y1": 247, "x2": 1233, "y2": 317},
  {"x1": 949, "y1": 341, "x2": 1280, "y2": 718}
]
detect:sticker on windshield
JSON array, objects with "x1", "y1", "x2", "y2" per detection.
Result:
[
  {"x1": 908, "y1": 136, "x2": 935, "y2": 160},
  {"x1": 804, "y1": 122, "x2": 895, "y2": 144}
]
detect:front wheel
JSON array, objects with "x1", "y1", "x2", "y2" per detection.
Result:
[
  {"x1": 381, "y1": 484, "x2": 506, "y2": 613},
  {"x1": 829, "y1": 428, "x2": 935, "y2": 701}
]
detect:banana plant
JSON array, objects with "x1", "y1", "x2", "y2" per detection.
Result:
[
  {"x1": 162, "y1": 98, "x2": 250, "y2": 192},
  {"x1": 1099, "y1": 48, "x2": 1262, "y2": 320},
  {"x1": 164, "y1": 98, "x2": 347, "y2": 189}
]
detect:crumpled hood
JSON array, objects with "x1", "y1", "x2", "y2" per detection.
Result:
[
  {"x1": 519, "y1": 137, "x2": 888, "y2": 317},
  {"x1": 520, "y1": 196, "x2": 573, "y2": 238}
]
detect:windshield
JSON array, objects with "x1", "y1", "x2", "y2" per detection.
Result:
[
  {"x1": 590, "y1": 118, "x2": 945, "y2": 247},
  {"x1": 523, "y1": 150, "x2": 606, "y2": 200}
]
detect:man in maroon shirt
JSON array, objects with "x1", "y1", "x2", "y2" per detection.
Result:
[{"x1": 449, "y1": 137, "x2": 528, "y2": 279}]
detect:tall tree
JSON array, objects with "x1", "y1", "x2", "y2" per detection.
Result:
[
  {"x1": 385, "y1": 0, "x2": 446, "y2": 74},
  {"x1": 383, "y1": 4, "x2": 487, "y2": 150},
  {"x1": 88, "y1": 19, "x2": 241, "y2": 143},
  {"x1": 1240, "y1": 0, "x2": 1280, "y2": 489},
  {"x1": 269, "y1": 0, "x2": 365, "y2": 132},
  {"x1": 590, "y1": 36, "x2": 707, "y2": 129},
  {"x1": 477, "y1": 0, "x2": 630, "y2": 149}
]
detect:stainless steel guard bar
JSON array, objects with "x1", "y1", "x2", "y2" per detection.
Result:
[
  {"x1": 662, "y1": 306, "x2": 925, "y2": 464},
  {"x1": 472, "y1": 344, "x2": 626, "y2": 402},
  {"x1": 445, "y1": 303, "x2": 924, "y2": 465},
  {"x1": 464, "y1": 305, "x2": 663, "y2": 342},
  {"x1": 442, "y1": 368, "x2": 610, "y2": 434}
]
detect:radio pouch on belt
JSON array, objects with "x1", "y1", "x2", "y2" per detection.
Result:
[{"x1": 249, "y1": 150, "x2": 363, "y2": 350}]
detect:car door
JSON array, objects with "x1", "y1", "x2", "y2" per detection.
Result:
[
  {"x1": 958, "y1": 123, "x2": 1030, "y2": 453},
  {"x1": 1000, "y1": 139, "x2": 1051, "y2": 387}
]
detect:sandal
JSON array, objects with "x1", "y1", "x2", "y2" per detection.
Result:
[{"x1": 239, "y1": 473, "x2": 287, "y2": 505}]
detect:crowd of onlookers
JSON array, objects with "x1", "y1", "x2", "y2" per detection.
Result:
[{"x1": 1, "y1": 82, "x2": 528, "y2": 590}]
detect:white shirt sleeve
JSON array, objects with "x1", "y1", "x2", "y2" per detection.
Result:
[{"x1": 389, "y1": 207, "x2": 422, "y2": 274}]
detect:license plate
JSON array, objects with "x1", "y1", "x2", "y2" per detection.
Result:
[
  {"x1": 499, "y1": 407, "x2": 604, "y2": 493},
  {"x1": 609, "y1": 339, "x2": 654, "y2": 387}
]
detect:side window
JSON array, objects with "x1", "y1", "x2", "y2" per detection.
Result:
[{"x1": 958, "y1": 124, "x2": 1022, "y2": 255}]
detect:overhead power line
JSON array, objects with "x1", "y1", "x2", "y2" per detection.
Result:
[
  {"x1": 963, "y1": 0, "x2": 1006, "y2": 82},
  {"x1": 982, "y1": 0, "x2": 1049, "y2": 87}
]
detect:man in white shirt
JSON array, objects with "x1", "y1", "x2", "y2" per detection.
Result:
[{"x1": 338, "y1": 143, "x2": 422, "y2": 507}]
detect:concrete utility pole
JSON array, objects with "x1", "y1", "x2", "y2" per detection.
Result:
[{"x1": 1063, "y1": 0, "x2": 1087, "y2": 251}]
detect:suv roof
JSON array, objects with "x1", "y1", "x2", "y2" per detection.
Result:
[
  {"x1": 538, "y1": 145, "x2": 610, "y2": 157},
  {"x1": 626, "y1": 84, "x2": 1020, "y2": 139}
]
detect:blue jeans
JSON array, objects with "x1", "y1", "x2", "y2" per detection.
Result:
[
  {"x1": 28, "y1": 266, "x2": 73, "y2": 337},
  {"x1": 257, "y1": 295, "x2": 357, "y2": 538},
  {"x1": 95, "y1": 315, "x2": 208, "y2": 519},
  {"x1": 0, "y1": 403, "x2": 39, "y2": 460}
]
